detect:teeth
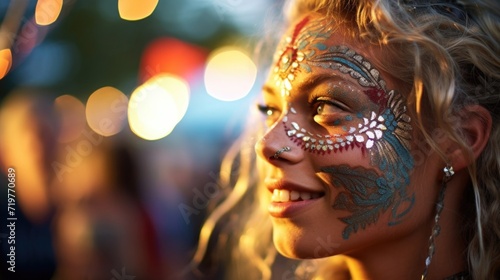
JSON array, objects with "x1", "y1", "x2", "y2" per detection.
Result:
[
  {"x1": 300, "y1": 192, "x2": 311, "y2": 200},
  {"x1": 279, "y1": 189, "x2": 289, "y2": 202},
  {"x1": 272, "y1": 189, "x2": 322, "y2": 202},
  {"x1": 272, "y1": 189, "x2": 280, "y2": 201}
]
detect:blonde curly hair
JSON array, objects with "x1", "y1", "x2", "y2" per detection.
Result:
[{"x1": 191, "y1": 1, "x2": 500, "y2": 279}]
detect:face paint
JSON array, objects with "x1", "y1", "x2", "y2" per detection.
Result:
[
  {"x1": 273, "y1": 16, "x2": 333, "y2": 97},
  {"x1": 271, "y1": 16, "x2": 415, "y2": 239},
  {"x1": 284, "y1": 106, "x2": 387, "y2": 154},
  {"x1": 321, "y1": 164, "x2": 415, "y2": 240}
]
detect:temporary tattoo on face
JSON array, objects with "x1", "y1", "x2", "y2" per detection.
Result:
[
  {"x1": 273, "y1": 16, "x2": 332, "y2": 97},
  {"x1": 322, "y1": 165, "x2": 415, "y2": 239},
  {"x1": 284, "y1": 103, "x2": 388, "y2": 153},
  {"x1": 273, "y1": 16, "x2": 415, "y2": 239}
]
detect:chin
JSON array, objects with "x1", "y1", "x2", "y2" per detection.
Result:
[
  {"x1": 274, "y1": 239, "x2": 313, "y2": 259},
  {"x1": 272, "y1": 223, "x2": 342, "y2": 259}
]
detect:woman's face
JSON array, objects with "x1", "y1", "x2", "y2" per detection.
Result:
[{"x1": 256, "y1": 13, "x2": 440, "y2": 258}]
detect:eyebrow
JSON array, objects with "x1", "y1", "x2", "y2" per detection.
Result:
[
  {"x1": 297, "y1": 73, "x2": 364, "y2": 95},
  {"x1": 261, "y1": 73, "x2": 367, "y2": 99},
  {"x1": 262, "y1": 84, "x2": 277, "y2": 96},
  {"x1": 299, "y1": 73, "x2": 337, "y2": 92}
]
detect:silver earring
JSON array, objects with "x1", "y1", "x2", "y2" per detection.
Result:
[
  {"x1": 272, "y1": 146, "x2": 291, "y2": 159},
  {"x1": 421, "y1": 164, "x2": 455, "y2": 280}
]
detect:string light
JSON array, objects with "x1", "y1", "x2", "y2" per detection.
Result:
[
  {"x1": 128, "y1": 74, "x2": 190, "y2": 140},
  {"x1": 204, "y1": 48, "x2": 257, "y2": 101},
  {"x1": 118, "y1": 0, "x2": 159, "y2": 21},
  {"x1": 0, "y1": 49, "x2": 12, "y2": 79},
  {"x1": 35, "y1": 0, "x2": 63, "y2": 26},
  {"x1": 86, "y1": 86, "x2": 128, "y2": 137},
  {"x1": 54, "y1": 94, "x2": 86, "y2": 143}
]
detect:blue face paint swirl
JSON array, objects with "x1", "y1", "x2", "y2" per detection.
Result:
[{"x1": 321, "y1": 90, "x2": 414, "y2": 239}]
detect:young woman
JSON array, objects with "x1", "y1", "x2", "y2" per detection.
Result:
[{"x1": 191, "y1": 1, "x2": 500, "y2": 279}]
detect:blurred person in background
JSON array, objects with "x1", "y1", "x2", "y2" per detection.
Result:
[
  {"x1": 50, "y1": 134, "x2": 163, "y2": 280},
  {"x1": 0, "y1": 89, "x2": 58, "y2": 280},
  {"x1": 0, "y1": 88, "x2": 164, "y2": 279}
]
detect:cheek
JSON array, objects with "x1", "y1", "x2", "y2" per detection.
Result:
[
  {"x1": 403, "y1": 155, "x2": 442, "y2": 219},
  {"x1": 313, "y1": 145, "x2": 371, "y2": 168}
]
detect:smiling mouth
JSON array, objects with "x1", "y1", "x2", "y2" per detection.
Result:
[{"x1": 271, "y1": 189, "x2": 325, "y2": 203}]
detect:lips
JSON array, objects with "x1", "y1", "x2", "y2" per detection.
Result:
[{"x1": 267, "y1": 180, "x2": 325, "y2": 217}]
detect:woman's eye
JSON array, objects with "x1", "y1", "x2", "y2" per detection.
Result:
[
  {"x1": 257, "y1": 104, "x2": 280, "y2": 125},
  {"x1": 312, "y1": 98, "x2": 352, "y2": 125},
  {"x1": 314, "y1": 100, "x2": 345, "y2": 116},
  {"x1": 257, "y1": 104, "x2": 275, "y2": 116}
]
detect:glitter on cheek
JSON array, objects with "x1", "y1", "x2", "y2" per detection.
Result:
[
  {"x1": 283, "y1": 105, "x2": 390, "y2": 155},
  {"x1": 284, "y1": 109, "x2": 358, "y2": 154}
]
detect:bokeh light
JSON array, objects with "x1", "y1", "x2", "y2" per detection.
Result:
[
  {"x1": 139, "y1": 37, "x2": 207, "y2": 83},
  {"x1": 204, "y1": 48, "x2": 257, "y2": 101},
  {"x1": 54, "y1": 94, "x2": 86, "y2": 143},
  {"x1": 128, "y1": 74, "x2": 190, "y2": 140},
  {"x1": 35, "y1": 0, "x2": 63, "y2": 26},
  {"x1": 145, "y1": 74, "x2": 190, "y2": 122},
  {"x1": 86, "y1": 86, "x2": 128, "y2": 137},
  {"x1": 118, "y1": 0, "x2": 159, "y2": 21},
  {"x1": 0, "y1": 48, "x2": 12, "y2": 79}
]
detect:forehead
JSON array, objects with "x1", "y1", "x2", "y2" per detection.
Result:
[
  {"x1": 279, "y1": 13, "x2": 374, "y2": 59},
  {"x1": 268, "y1": 13, "x2": 395, "y2": 97}
]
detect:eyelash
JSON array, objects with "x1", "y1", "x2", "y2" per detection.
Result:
[
  {"x1": 257, "y1": 104, "x2": 277, "y2": 116},
  {"x1": 257, "y1": 104, "x2": 281, "y2": 126},
  {"x1": 309, "y1": 95, "x2": 350, "y2": 115},
  {"x1": 257, "y1": 103, "x2": 283, "y2": 128},
  {"x1": 256, "y1": 94, "x2": 349, "y2": 126}
]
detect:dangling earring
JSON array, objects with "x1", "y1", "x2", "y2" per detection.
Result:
[{"x1": 421, "y1": 164, "x2": 455, "y2": 280}]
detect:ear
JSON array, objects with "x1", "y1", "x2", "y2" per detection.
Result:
[{"x1": 448, "y1": 104, "x2": 492, "y2": 171}]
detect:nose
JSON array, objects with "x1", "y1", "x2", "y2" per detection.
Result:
[{"x1": 255, "y1": 120, "x2": 303, "y2": 164}]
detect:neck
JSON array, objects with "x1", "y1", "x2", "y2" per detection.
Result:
[{"x1": 340, "y1": 184, "x2": 469, "y2": 280}]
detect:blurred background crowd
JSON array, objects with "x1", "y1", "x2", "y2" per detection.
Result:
[{"x1": 0, "y1": 0, "x2": 281, "y2": 279}]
